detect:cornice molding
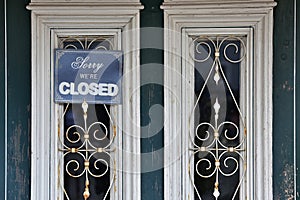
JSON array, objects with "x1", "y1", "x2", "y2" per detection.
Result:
[
  {"x1": 27, "y1": 2, "x2": 144, "y2": 10},
  {"x1": 27, "y1": 2, "x2": 144, "y2": 15}
]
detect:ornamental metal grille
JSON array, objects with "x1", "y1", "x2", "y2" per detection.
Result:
[
  {"x1": 57, "y1": 36, "x2": 117, "y2": 200},
  {"x1": 188, "y1": 36, "x2": 247, "y2": 200}
]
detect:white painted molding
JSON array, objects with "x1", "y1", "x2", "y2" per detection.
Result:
[
  {"x1": 27, "y1": 2, "x2": 142, "y2": 200},
  {"x1": 162, "y1": 1, "x2": 276, "y2": 200},
  {"x1": 27, "y1": 3, "x2": 144, "y2": 13}
]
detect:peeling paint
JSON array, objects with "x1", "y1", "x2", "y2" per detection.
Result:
[
  {"x1": 282, "y1": 80, "x2": 294, "y2": 91},
  {"x1": 7, "y1": 121, "x2": 30, "y2": 200},
  {"x1": 275, "y1": 163, "x2": 295, "y2": 200}
]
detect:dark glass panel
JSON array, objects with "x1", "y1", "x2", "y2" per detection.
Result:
[{"x1": 193, "y1": 38, "x2": 241, "y2": 200}]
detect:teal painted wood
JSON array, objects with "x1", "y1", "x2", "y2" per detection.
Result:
[
  {"x1": 6, "y1": 0, "x2": 31, "y2": 199},
  {"x1": 140, "y1": 0, "x2": 164, "y2": 199},
  {"x1": 273, "y1": 0, "x2": 296, "y2": 199},
  {"x1": 0, "y1": 0, "x2": 5, "y2": 199},
  {"x1": 296, "y1": 0, "x2": 300, "y2": 198}
]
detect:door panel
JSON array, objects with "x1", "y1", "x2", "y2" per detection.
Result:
[
  {"x1": 140, "y1": 0, "x2": 164, "y2": 199},
  {"x1": 273, "y1": 0, "x2": 297, "y2": 199},
  {"x1": 5, "y1": 0, "x2": 31, "y2": 199}
]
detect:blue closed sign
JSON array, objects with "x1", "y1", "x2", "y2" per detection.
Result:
[{"x1": 54, "y1": 50, "x2": 123, "y2": 104}]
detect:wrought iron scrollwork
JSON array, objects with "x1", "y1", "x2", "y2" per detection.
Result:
[
  {"x1": 189, "y1": 36, "x2": 247, "y2": 199},
  {"x1": 58, "y1": 36, "x2": 114, "y2": 50},
  {"x1": 59, "y1": 101, "x2": 116, "y2": 200}
]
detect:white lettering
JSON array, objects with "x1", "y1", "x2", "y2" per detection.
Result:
[
  {"x1": 71, "y1": 56, "x2": 104, "y2": 73},
  {"x1": 79, "y1": 73, "x2": 89, "y2": 79},
  {"x1": 59, "y1": 82, "x2": 70, "y2": 95},
  {"x1": 70, "y1": 83, "x2": 79, "y2": 95},
  {"x1": 99, "y1": 83, "x2": 108, "y2": 95},
  {"x1": 77, "y1": 82, "x2": 89, "y2": 95},
  {"x1": 108, "y1": 84, "x2": 119, "y2": 96},
  {"x1": 58, "y1": 82, "x2": 119, "y2": 97},
  {"x1": 89, "y1": 82, "x2": 98, "y2": 95}
]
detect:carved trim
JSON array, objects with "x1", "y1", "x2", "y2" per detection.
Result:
[
  {"x1": 27, "y1": 2, "x2": 144, "y2": 13},
  {"x1": 163, "y1": 1, "x2": 275, "y2": 200},
  {"x1": 28, "y1": 3, "x2": 142, "y2": 200}
]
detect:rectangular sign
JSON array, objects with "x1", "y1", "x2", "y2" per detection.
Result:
[{"x1": 54, "y1": 49, "x2": 123, "y2": 104}]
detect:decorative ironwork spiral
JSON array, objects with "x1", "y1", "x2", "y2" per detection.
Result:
[
  {"x1": 218, "y1": 152, "x2": 241, "y2": 177},
  {"x1": 65, "y1": 157, "x2": 86, "y2": 178},
  {"x1": 65, "y1": 125, "x2": 85, "y2": 144},
  {"x1": 218, "y1": 121, "x2": 240, "y2": 141},
  {"x1": 220, "y1": 36, "x2": 246, "y2": 63},
  {"x1": 195, "y1": 122, "x2": 214, "y2": 142},
  {"x1": 190, "y1": 38, "x2": 213, "y2": 62}
]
